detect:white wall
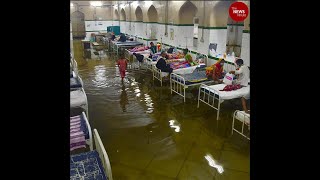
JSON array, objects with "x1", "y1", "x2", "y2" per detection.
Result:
[
  {"x1": 209, "y1": 29, "x2": 227, "y2": 56},
  {"x1": 85, "y1": 21, "x2": 113, "y2": 31},
  {"x1": 89, "y1": 20, "x2": 250, "y2": 67},
  {"x1": 241, "y1": 33, "x2": 250, "y2": 66},
  {"x1": 196, "y1": 28, "x2": 210, "y2": 55}
]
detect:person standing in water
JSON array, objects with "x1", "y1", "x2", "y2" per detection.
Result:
[{"x1": 117, "y1": 54, "x2": 128, "y2": 81}]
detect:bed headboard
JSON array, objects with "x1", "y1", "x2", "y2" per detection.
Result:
[{"x1": 93, "y1": 129, "x2": 113, "y2": 180}]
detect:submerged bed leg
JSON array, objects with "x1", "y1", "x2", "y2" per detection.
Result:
[
  {"x1": 232, "y1": 111, "x2": 237, "y2": 135},
  {"x1": 197, "y1": 87, "x2": 201, "y2": 108},
  {"x1": 170, "y1": 75, "x2": 173, "y2": 94},
  {"x1": 217, "y1": 100, "x2": 221, "y2": 120},
  {"x1": 184, "y1": 85, "x2": 186, "y2": 102}
]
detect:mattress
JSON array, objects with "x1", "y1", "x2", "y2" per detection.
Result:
[
  {"x1": 173, "y1": 66, "x2": 197, "y2": 75},
  {"x1": 70, "y1": 150, "x2": 108, "y2": 180},
  {"x1": 235, "y1": 111, "x2": 250, "y2": 125},
  {"x1": 129, "y1": 49, "x2": 151, "y2": 55},
  {"x1": 115, "y1": 41, "x2": 142, "y2": 45},
  {"x1": 71, "y1": 113, "x2": 90, "y2": 140},
  {"x1": 70, "y1": 114, "x2": 88, "y2": 151},
  {"x1": 202, "y1": 84, "x2": 250, "y2": 100},
  {"x1": 146, "y1": 58, "x2": 186, "y2": 66},
  {"x1": 71, "y1": 90, "x2": 87, "y2": 108},
  {"x1": 172, "y1": 71, "x2": 211, "y2": 85},
  {"x1": 70, "y1": 78, "x2": 82, "y2": 89}
]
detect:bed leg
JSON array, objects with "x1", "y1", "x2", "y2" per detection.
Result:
[
  {"x1": 232, "y1": 112, "x2": 236, "y2": 135},
  {"x1": 170, "y1": 77, "x2": 172, "y2": 94},
  {"x1": 184, "y1": 86, "x2": 186, "y2": 102},
  {"x1": 217, "y1": 101, "x2": 221, "y2": 120},
  {"x1": 197, "y1": 88, "x2": 201, "y2": 108}
]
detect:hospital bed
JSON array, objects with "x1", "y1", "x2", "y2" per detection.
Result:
[
  {"x1": 71, "y1": 88, "x2": 89, "y2": 119},
  {"x1": 70, "y1": 76, "x2": 84, "y2": 90},
  {"x1": 151, "y1": 58, "x2": 187, "y2": 86},
  {"x1": 232, "y1": 110, "x2": 250, "y2": 140},
  {"x1": 70, "y1": 129, "x2": 113, "y2": 180},
  {"x1": 146, "y1": 47, "x2": 184, "y2": 70},
  {"x1": 70, "y1": 111, "x2": 93, "y2": 151},
  {"x1": 170, "y1": 66, "x2": 214, "y2": 102},
  {"x1": 124, "y1": 48, "x2": 151, "y2": 69},
  {"x1": 110, "y1": 40, "x2": 143, "y2": 55},
  {"x1": 115, "y1": 42, "x2": 144, "y2": 56},
  {"x1": 197, "y1": 83, "x2": 250, "y2": 120},
  {"x1": 153, "y1": 50, "x2": 205, "y2": 86}
]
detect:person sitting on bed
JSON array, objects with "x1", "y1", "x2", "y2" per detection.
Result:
[
  {"x1": 229, "y1": 59, "x2": 250, "y2": 87},
  {"x1": 156, "y1": 51, "x2": 173, "y2": 74},
  {"x1": 150, "y1": 42, "x2": 157, "y2": 54},
  {"x1": 119, "y1": 33, "x2": 126, "y2": 42},
  {"x1": 110, "y1": 32, "x2": 116, "y2": 41},
  {"x1": 167, "y1": 46, "x2": 174, "y2": 53},
  {"x1": 133, "y1": 52, "x2": 144, "y2": 63},
  {"x1": 206, "y1": 59, "x2": 225, "y2": 83}
]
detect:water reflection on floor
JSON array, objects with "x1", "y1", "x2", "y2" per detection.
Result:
[{"x1": 72, "y1": 40, "x2": 249, "y2": 180}]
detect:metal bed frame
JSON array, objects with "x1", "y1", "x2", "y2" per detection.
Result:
[
  {"x1": 169, "y1": 55, "x2": 213, "y2": 102},
  {"x1": 70, "y1": 129, "x2": 113, "y2": 180},
  {"x1": 170, "y1": 71, "x2": 214, "y2": 102},
  {"x1": 232, "y1": 110, "x2": 250, "y2": 140},
  {"x1": 197, "y1": 84, "x2": 223, "y2": 120}
]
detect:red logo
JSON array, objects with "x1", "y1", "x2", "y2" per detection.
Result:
[{"x1": 229, "y1": 2, "x2": 249, "y2": 22}]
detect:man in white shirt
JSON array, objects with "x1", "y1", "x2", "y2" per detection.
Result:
[
  {"x1": 229, "y1": 59, "x2": 250, "y2": 114},
  {"x1": 229, "y1": 59, "x2": 250, "y2": 87}
]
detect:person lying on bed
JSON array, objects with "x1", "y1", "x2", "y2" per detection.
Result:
[
  {"x1": 206, "y1": 59, "x2": 225, "y2": 83},
  {"x1": 229, "y1": 59, "x2": 250, "y2": 87},
  {"x1": 156, "y1": 51, "x2": 173, "y2": 74}
]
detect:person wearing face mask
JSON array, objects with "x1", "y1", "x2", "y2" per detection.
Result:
[{"x1": 206, "y1": 58, "x2": 225, "y2": 83}]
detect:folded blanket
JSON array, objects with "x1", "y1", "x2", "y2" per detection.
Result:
[{"x1": 70, "y1": 116, "x2": 86, "y2": 151}]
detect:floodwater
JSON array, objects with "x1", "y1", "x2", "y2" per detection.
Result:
[{"x1": 72, "y1": 40, "x2": 249, "y2": 180}]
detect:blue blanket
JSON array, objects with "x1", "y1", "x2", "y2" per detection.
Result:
[
  {"x1": 70, "y1": 150, "x2": 108, "y2": 180},
  {"x1": 172, "y1": 71, "x2": 210, "y2": 85}
]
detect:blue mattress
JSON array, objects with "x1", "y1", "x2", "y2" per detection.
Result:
[
  {"x1": 172, "y1": 71, "x2": 211, "y2": 85},
  {"x1": 117, "y1": 43, "x2": 143, "y2": 47},
  {"x1": 71, "y1": 78, "x2": 82, "y2": 89},
  {"x1": 70, "y1": 150, "x2": 108, "y2": 180}
]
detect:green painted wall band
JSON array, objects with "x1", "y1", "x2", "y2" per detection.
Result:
[{"x1": 227, "y1": 23, "x2": 244, "y2": 26}]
